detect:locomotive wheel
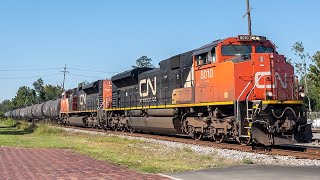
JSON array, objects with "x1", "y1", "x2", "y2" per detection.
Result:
[
  {"x1": 128, "y1": 125, "x2": 135, "y2": 133},
  {"x1": 193, "y1": 133, "x2": 202, "y2": 140},
  {"x1": 238, "y1": 137, "x2": 252, "y2": 145},
  {"x1": 121, "y1": 125, "x2": 126, "y2": 132},
  {"x1": 214, "y1": 134, "x2": 226, "y2": 143}
]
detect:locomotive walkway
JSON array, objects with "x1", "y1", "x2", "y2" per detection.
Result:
[{"x1": 0, "y1": 146, "x2": 167, "y2": 180}]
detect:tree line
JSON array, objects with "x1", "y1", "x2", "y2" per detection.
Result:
[
  {"x1": 292, "y1": 42, "x2": 320, "y2": 111},
  {"x1": 0, "y1": 78, "x2": 62, "y2": 116}
]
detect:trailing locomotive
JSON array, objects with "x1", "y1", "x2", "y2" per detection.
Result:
[
  {"x1": 6, "y1": 35, "x2": 312, "y2": 146},
  {"x1": 59, "y1": 79, "x2": 113, "y2": 127}
]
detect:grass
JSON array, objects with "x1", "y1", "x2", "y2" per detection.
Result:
[
  {"x1": 0, "y1": 118, "x2": 241, "y2": 173},
  {"x1": 242, "y1": 158, "x2": 254, "y2": 164}
]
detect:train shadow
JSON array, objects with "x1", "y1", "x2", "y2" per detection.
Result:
[{"x1": 0, "y1": 122, "x2": 37, "y2": 135}]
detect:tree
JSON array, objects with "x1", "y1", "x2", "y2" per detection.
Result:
[
  {"x1": 133, "y1": 56, "x2": 154, "y2": 68},
  {"x1": 291, "y1": 42, "x2": 310, "y2": 78},
  {"x1": 307, "y1": 52, "x2": 320, "y2": 111},
  {"x1": 0, "y1": 99, "x2": 13, "y2": 115},
  {"x1": 0, "y1": 79, "x2": 63, "y2": 116},
  {"x1": 12, "y1": 86, "x2": 37, "y2": 108},
  {"x1": 308, "y1": 52, "x2": 320, "y2": 83},
  {"x1": 33, "y1": 78, "x2": 45, "y2": 103},
  {"x1": 291, "y1": 42, "x2": 312, "y2": 112},
  {"x1": 78, "y1": 81, "x2": 89, "y2": 88},
  {"x1": 44, "y1": 84, "x2": 63, "y2": 101}
]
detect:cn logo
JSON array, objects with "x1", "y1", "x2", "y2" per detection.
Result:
[
  {"x1": 139, "y1": 77, "x2": 157, "y2": 97},
  {"x1": 80, "y1": 94, "x2": 86, "y2": 105},
  {"x1": 255, "y1": 72, "x2": 288, "y2": 89}
]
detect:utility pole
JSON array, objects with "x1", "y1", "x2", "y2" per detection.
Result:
[
  {"x1": 243, "y1": 0, "x2": 252, "y2": 36},
  {"x1": 61, "y1": 64, "x2": 69, "y2": 91}
]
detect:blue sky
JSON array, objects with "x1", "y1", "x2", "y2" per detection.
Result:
[{"x1": 0, "y1": 0, "x2": 319, "y2": 101}]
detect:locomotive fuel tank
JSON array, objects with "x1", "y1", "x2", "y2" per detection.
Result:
[
  {"x1": 146, "y1": 109, "x2": 178, "y2": 117},
  {"x1": 129, "y1": 116, "x2": 182, "y2": 134},
  {"x1": 67, "y1": 116, "x2": 87, "y2": 127}
]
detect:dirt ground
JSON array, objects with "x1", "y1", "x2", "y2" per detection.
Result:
[{"x1": 0, "y1": 146, "x2": 168, "y2": 180}]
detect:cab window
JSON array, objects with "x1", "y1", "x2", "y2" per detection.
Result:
[
  {"x1": 196, "y1": 53, "x2": 208, "y2": 66},
  {"x1": 256, "y1": 46, "x2": 274, "y2": 53},
  {"x1": 209, "y1": 48, "x2": 216, "y2": 63},
  {"x1": 222, "y1": 45, "x2": 252, "y2": 56}
]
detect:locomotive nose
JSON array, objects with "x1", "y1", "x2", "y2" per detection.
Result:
[{"x1": 252, "y1": 53, "x2": 295, "y2": 101}]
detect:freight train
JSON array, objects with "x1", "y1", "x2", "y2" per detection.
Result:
[{"x1": 5, "y1": 35, "x2": 312, "y2": 145}]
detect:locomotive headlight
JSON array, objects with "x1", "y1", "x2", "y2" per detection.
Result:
[
  {"x1": 270, "y1": 54, "x2": 274, "y2": 59},
  {"x1": 299, "y1": 92, "x2": 306, "y2": 98},
  {"x1": 298, "y1": 85, "x2": 305, "y2": 99},
  {"x1": 266, "y1": 91, "x2": 273, "y2": 99}
]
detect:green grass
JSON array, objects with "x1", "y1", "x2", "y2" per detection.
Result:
[{"x1": 0, "y1": 118, "x2": 241, "y2": 173}]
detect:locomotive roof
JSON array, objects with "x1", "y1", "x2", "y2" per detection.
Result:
[
  {"x1": 192, "y1": 39, "x2": 223, "y2": 56},
  {"x1": 111, "y1": 67, "x2": 154, "y2": 82},
  {"x1": 139, "y1": 68, "x2": 160, "y2": 76}
]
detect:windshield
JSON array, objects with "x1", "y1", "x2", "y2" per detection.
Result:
[
  {"x1": 222, "y1": 45, "x2": 252, "y2": 56},
  {"x1": 256, "y1": 46, "x2": 274, "y2": 53}
]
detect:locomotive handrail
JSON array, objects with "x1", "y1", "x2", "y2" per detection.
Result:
[
  {"x1": 245, "y1": 75, "x2": 264, "y2": 119},
  {"x1": 98, "y1": 99, "x2": 107, "y2": 110},
  {"x1": 236, "y1": 81, "x2": 251, "y2": 119},
  {"x1": 236, "y1": 75, "x2": 263, "y2": 137}
]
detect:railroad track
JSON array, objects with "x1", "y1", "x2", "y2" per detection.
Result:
[{"x1": 55, "y1": 125, "x2": 320, "y2": 160}]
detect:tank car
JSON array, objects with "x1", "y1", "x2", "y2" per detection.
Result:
[
  {"x1": 4, "y1": 111, "x2": 10, "y2": 118},
  {"x1": 43, "y1": 100, "x2": 53, "y2": 117},
  {"x1": 31, "y1": 103, "x2": 45, "y2": 120},
  {"x1": 20, "y1": 108, "x2": 26, "y2": 119},
  {"x1": 25, "y1": 106, "x2": 34, "y2": 121}
]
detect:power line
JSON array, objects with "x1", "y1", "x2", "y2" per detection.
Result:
[
  {"x1": 0, "y1": 73, "x2": 62, "y2": 80},
  {"x1": 68, "y1": 67, "x2": 118, "y2": 74},
  {"x1": 68, "y1": 73, "x2": 107, "y2": 79},
  {"x1": 0, "y1": 67, "x2": 63, "y2": 72}
]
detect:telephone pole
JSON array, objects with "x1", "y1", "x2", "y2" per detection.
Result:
[
  {"x1": 61, "y1": 64, "x2": 69, "y2": 91},
  {"x1": 243, "y1": 0, "x2": 252, "y2": 36}
]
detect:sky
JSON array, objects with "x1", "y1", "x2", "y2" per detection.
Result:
[{"x1": 0, "y1": 0, "x2": 319, "y2": 101}]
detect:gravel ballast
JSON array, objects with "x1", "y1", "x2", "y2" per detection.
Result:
[{"x1": 60, "y1": 127, "x2": 320, "y2": 167}]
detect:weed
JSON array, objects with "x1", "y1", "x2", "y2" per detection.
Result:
[
  {"x1": 242, "y1": 158, "x2": 254, "y2": 164},
  {"x1": 34, "y1": 123, "x2": 62, "y2": 135}
]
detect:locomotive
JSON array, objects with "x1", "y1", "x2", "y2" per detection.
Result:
[{"x1": 5, "y1": 35, "x2": 312, "y2": 145}]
